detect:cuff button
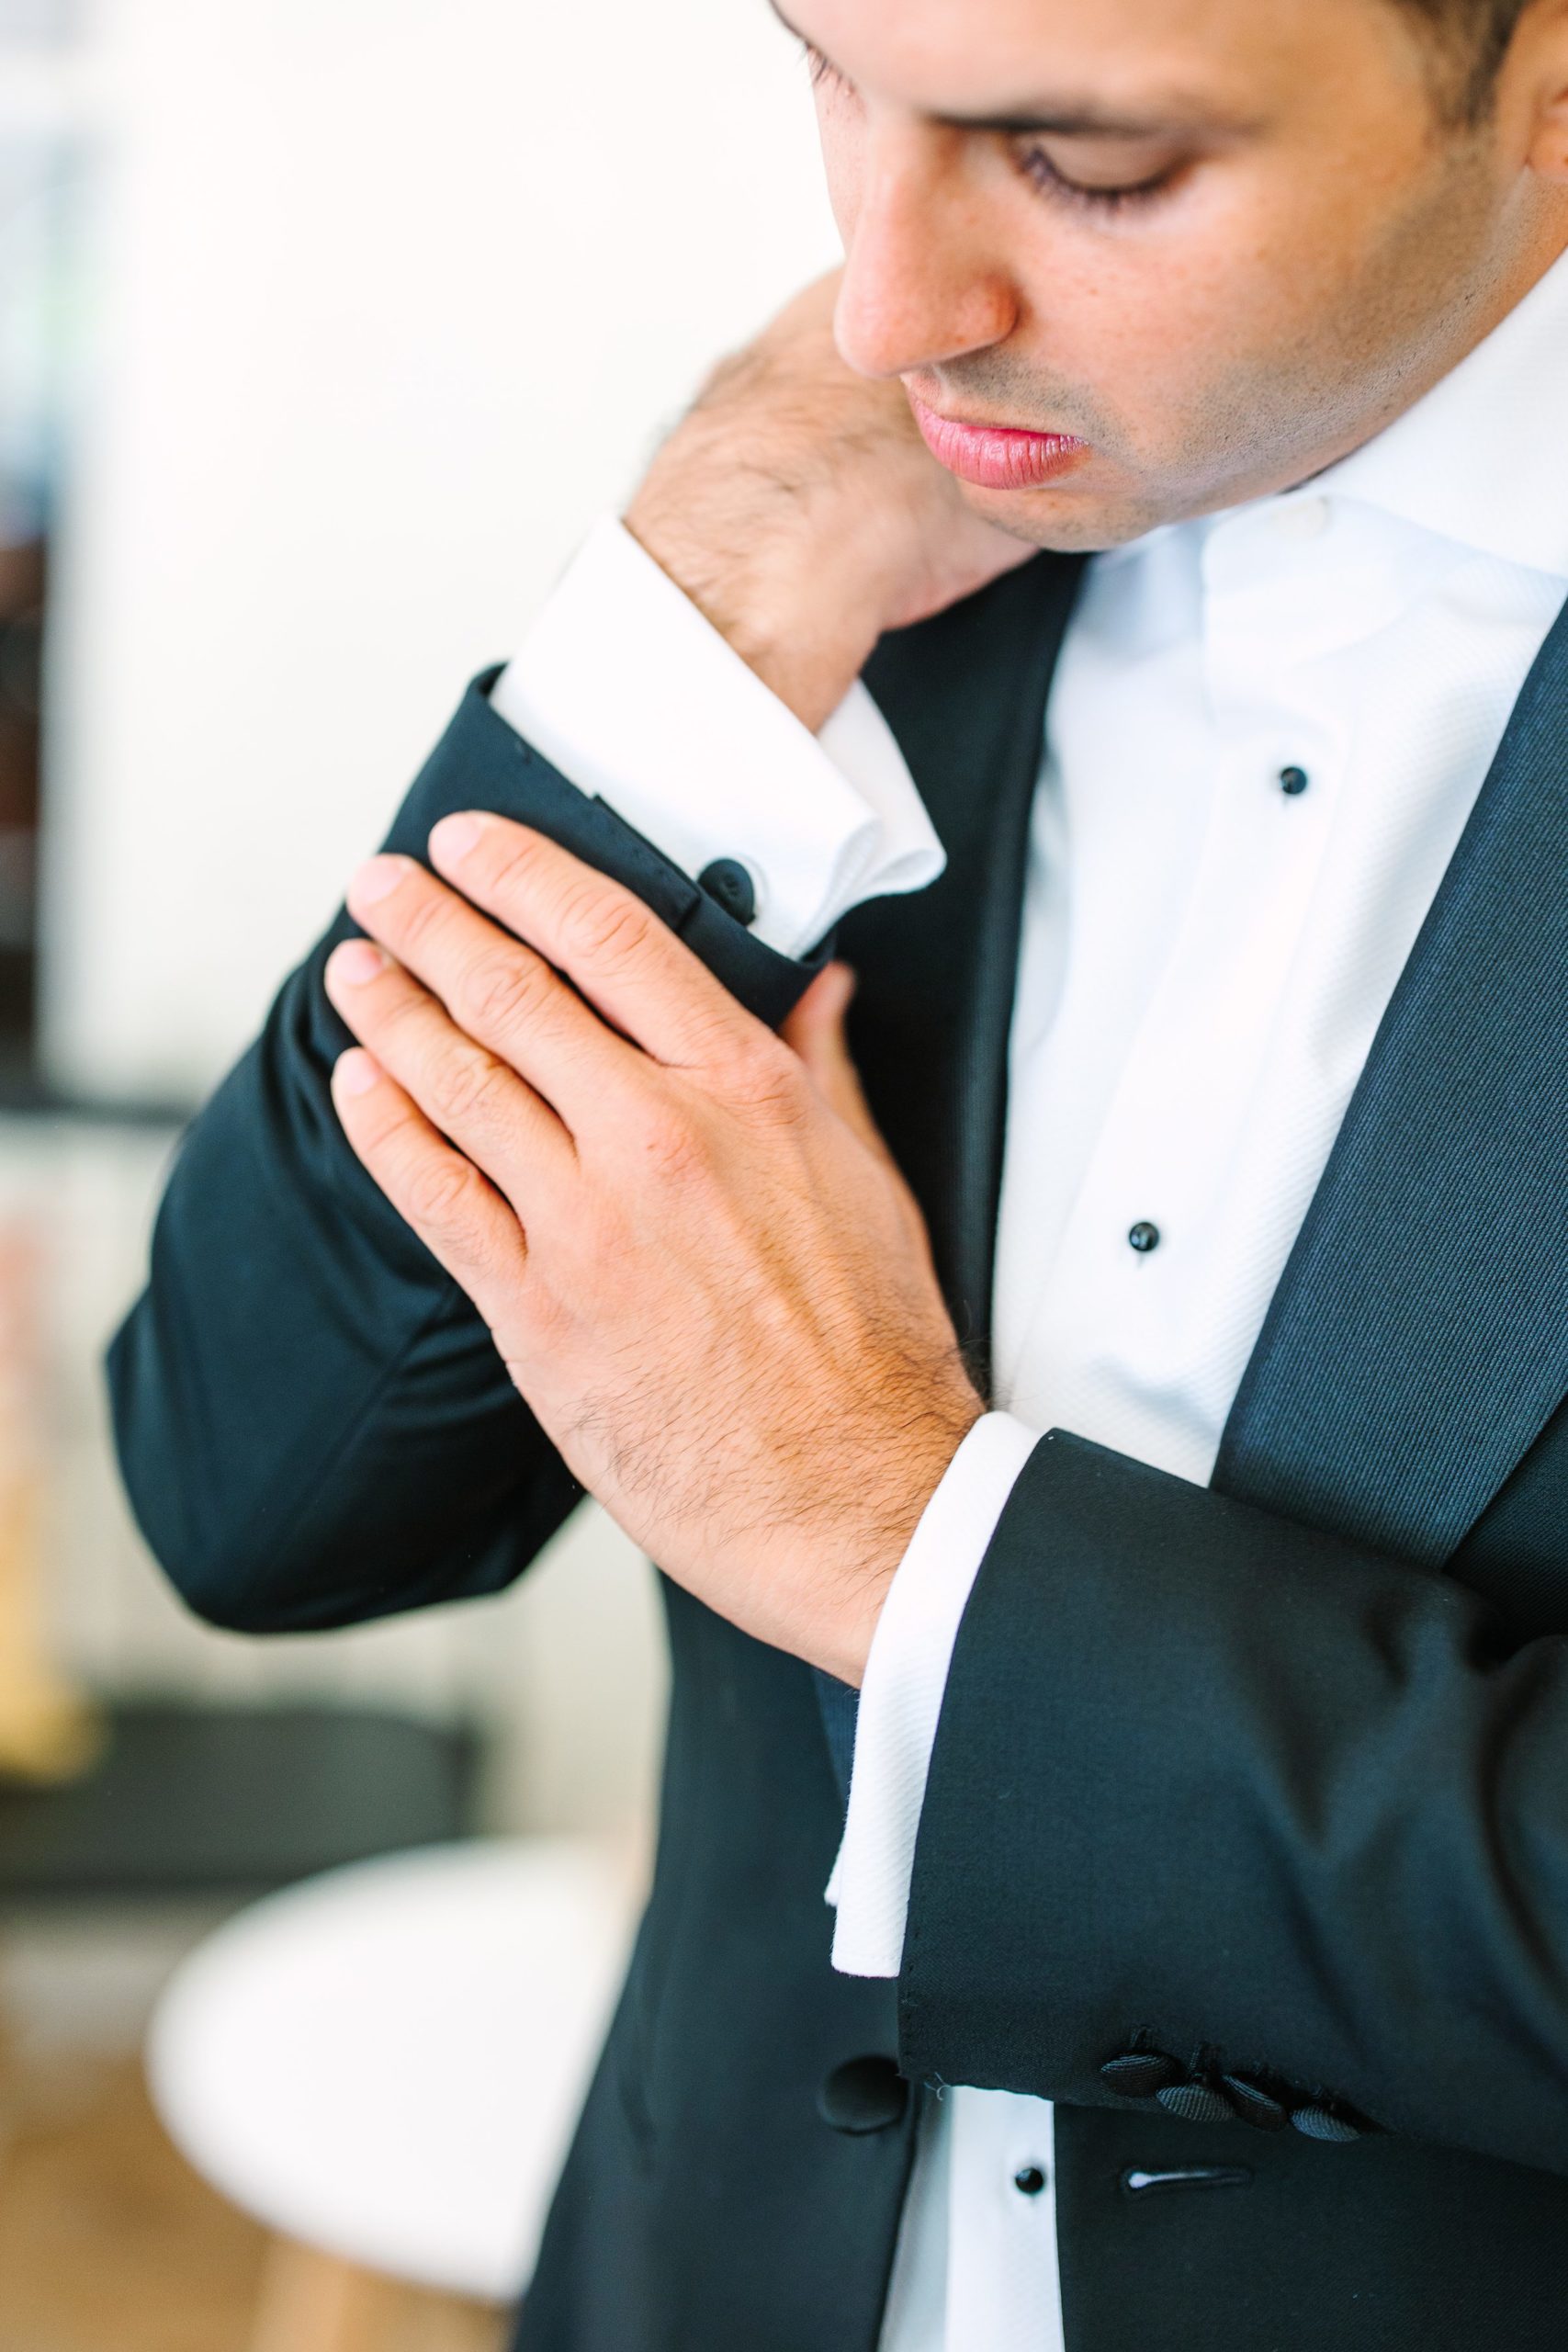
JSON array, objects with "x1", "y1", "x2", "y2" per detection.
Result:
[
  {"x1": 1289, "y1": 2104, "x2": 1364, "y2": 2144},
  {"x1": 1156, "y1": 2080, "x2": 1236, "y2": 2125},
  {"x1": 697, "y1": 856, "x2": 758, "y2": 927},
  {"x1": 817, "y1": 2055, "x2": 909, "y2": 2134},
  {"x1": 1221, "y1": 2076, "x2": 1289, "y2": 2132},
  {"x1": 1100, "y1": 2051, "x2": 1183, "y2": 2099}
]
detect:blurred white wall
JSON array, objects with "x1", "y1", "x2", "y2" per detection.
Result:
[
  {"x1": 40, "y1": 0, "x2": 840, "y2": 1098},
  {"x1": 15, "y1": 0, "x2": 841, "y2": 1840}
]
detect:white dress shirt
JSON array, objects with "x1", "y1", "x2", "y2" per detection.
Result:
[{"x1": 491, "y1": 245, "x2": 1568, "y2": 2350}]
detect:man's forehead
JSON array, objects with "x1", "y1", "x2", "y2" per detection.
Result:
[{"x1": 770, "y1": 0, "x2": 1318, "y2": 130}]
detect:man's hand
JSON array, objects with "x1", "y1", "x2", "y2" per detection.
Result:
[
  {"x1": 624, "y1": 273, "x2": 1034, "y2": 731},
  {"x1": 324, "y1": 814, "x2": 984, "y2": 1686}
]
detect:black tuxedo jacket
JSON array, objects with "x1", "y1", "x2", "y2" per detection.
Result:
[{"x1": 109, "y1": 553, "x2": 1568, "y2": 2350}]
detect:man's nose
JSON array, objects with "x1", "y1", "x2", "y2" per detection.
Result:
[{"x1": 834, "y1": 131, "x2": 1019, "y2": 382}]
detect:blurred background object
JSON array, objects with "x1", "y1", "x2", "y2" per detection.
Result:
[
  {"x1": 148, "y1": 1839, "x2": 637, "y2": 2352},
  {"x1": 0, "y1": 1215, "x2": 103, "y2": 1780},
  {"x1": 0, "y1": 0, "x2": 839, "y2": 2342},
  {"x1": 0, "y1": 34, "x2": 70, "y2": 1088}
]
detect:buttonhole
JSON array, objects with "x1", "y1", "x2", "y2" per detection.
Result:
[{"x1": 1121, "y1": 2165, "x2": 1253, "y2": 2197}]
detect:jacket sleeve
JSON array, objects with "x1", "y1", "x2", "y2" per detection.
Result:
[
  {"x1": 898, "y1": 1425, "x2": 1568, "y2": 2178},
  {"x1": 107, "y1": 670, "x2": 831, "y2": 1634}
]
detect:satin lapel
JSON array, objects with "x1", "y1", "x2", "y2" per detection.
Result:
[
  {"x1": 841, "y1": 552, "x2": 1088, "y2": 1395},
  {"x1": 812, "y1": 554, "x2": 1086, "y2": 1792},
  {"x1": 1214, "y1": 594, "x2": 1568, "y2": 1566}
]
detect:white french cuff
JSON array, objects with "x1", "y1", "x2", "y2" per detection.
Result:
[
  {"x1": 490, "y1": 515, "x2": 946, "y2": 959},
  {"x1": 826, "y1": 1410, "x2": 1044, "y2": 1979}
]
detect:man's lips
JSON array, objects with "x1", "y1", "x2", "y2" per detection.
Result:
[{"x1": 908, "y1": 392, "x2": 1090, "y2": 491}]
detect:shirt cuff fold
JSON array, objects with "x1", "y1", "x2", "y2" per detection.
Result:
[
  {"x1": 490, "y1": 515, "x2": 944, "y2": 958},
  {"x1": 826, "y1": 1410, "x2": 1043, "y2": 1978}
]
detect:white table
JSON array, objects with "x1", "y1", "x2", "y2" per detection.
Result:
[{"x1": 146, "y1": 1838, "x2": 634, "y2": 2338}]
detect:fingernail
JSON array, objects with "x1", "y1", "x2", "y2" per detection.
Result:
[
  {"x1": 429, "y1": 811, "x2": 487, "y2": 866},
  {"x1": 351, "y1": 855, "x2": 408, "y2": 905},
  {"x1": 331, "y1": 940, "x2": 387, "y2": 986},
  {"x1": 335, "y1": 1049, "x2": 381, "y2": 1097}
]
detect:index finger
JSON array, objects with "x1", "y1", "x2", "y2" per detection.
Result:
[{"x1": 426, "y1": 811, "x2": 762, "y2": 1071}]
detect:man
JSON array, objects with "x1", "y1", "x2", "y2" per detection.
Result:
[{"x1": 109, "y1": 0, "x2": 1568, "y2": 2343}]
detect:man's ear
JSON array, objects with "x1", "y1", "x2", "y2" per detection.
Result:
[{"x1": 1522, "y1": 0, "x2": 1568, "y2": 181}]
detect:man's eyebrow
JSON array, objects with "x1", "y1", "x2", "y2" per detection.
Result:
[
  {"x1": 766, "y1": 0, "x2": 1223, "y2": 139},
  {"x1": 929, "y1": 102, "x2": 1200, "y2": 137}
]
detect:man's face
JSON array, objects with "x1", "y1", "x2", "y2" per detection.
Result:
[{"x1": 797, "y1": 0, "x2": 1566, "y2": 546}]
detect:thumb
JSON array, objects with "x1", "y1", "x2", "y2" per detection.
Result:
[{"x1": 781, "y1": 963, "x2": 894, "y2": 1162}]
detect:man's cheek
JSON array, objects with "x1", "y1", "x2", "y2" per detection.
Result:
[{"x1": 818, "y1": 115, "x2": 864, "y2": 249}]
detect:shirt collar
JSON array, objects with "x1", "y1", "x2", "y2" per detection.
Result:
[{"x1": 1097, "y1": 243, "x2": 1568, "y2": 583}]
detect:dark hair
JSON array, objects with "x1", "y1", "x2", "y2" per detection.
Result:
[{"x1": 1397, "y1": 0, "x2": 1533, "y2": 123}]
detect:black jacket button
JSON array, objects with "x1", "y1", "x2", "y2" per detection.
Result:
[
  {"x1": 817, "y1": 2055, "x2": 910, "y2": 2134},
  {"x1": 696, "y1": 856, "x2": 758, "y2": 926},
  {"x1": 1100, "y1": 2051, "x2": 1183, "y2": 2099},
  {"x1": 1290, "y1": 2104, "x2": 1364, "y2": 2143},
  {"x1": 1222, "y1": 2075, "x2": 1289, "y2": 2132},
  {"x1": 1156, "y1": 2080, "x2": 1236, "y2": 2125}
]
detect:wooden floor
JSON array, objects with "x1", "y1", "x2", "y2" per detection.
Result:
[{"x1": 0, "y1": 2039, "x2": 511, "y2": 2352}]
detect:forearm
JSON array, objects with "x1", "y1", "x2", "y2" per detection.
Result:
[
  {"x1": 108, "y1": 1017, "x2": 569, "y2": 1636},
  {"x1": 110, "y1": 674, "x2": 828, "y2": 1632}
]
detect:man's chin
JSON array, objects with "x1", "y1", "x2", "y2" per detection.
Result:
[{"x1": 955, "y1": 471, "x2": 1168, "y2": 557}]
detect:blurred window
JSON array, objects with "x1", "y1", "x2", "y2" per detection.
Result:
[
  {"x1": 0, "y1": 11, "x2": 84, "y2": 1085},
  {"x1": 0, "y1": 4, "x2": 80, "y2": 40}
]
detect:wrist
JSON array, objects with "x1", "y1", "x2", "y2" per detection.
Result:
[
  {"x1": 806, "y1": 1393, "x2": 986, "y2": 1689},
  {"x1": 621, "y1": 492, "x2": 893, "y2": 735}
]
